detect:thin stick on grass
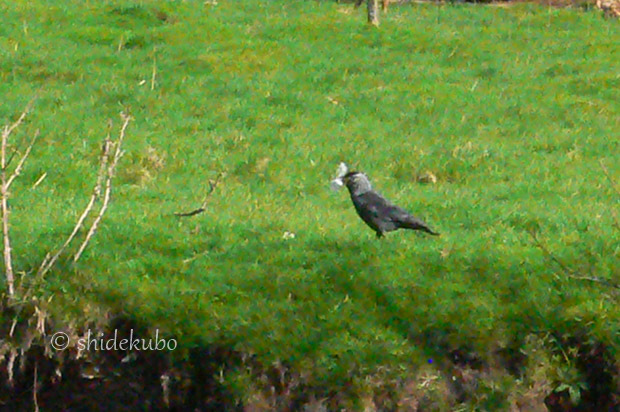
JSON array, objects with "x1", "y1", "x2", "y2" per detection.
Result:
[
  {"x1": 2, "y1": 126, "x2": 15, "y2": 297},
  {"x1": 151, "y1": 56, "x2": 157, "y2": 91},
  {"x1": 598, "y1": 159, "x2": 619, "y2": 231},
  {"x1": 73, "y1": 114, "x2": 131, "y2": 262},
  {"x1": 6, "y1": 130, "x2": 39, "y2": 190},
  {"x1": 37, "y1": 114, "x2": 130, "y2": 275},
  {"x1": 37, "y1": 138, "x2": 112, "y2": 277},
  {"x1": 31, "y1": 172, "x2": 47, "y2": 190},
  {"x1": 527, "y1": 229, "x2": 620, "y2": 290},
  {"x1": 599, "y1": 159, "x2": 619, "y2": 197},
  {"x1": 1, "y1": 101, "x2": 37, "y2": 298},
  {"x1": 3, "y1": 107, "x2": 29, "y2": 140},
  {"x1": 2, "y1": 128, "x2": 39, "y2": 296},
  {"x1": 174, "y1": 173, "x2": 222, "y2": 217}
]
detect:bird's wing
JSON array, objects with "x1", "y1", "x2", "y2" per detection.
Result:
[
  {"x1": 351, "y1": 191, "x2": 391, "y2": 230},
  {"x1": 364, "y1": 192, "x2": 439, "y2": 235},
  {"x1": 356, "y1": 191, "x2": 395, "y2": 217},
  {"x1": 387, "y1": 204, "x2": 417, "y2": 223},
  {"x1": 358, "y1": 191, "x2": 407, "y2": 218}
]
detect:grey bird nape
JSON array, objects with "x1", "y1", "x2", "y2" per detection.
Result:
[{"x1": 335, "y1": 166, "x2": 440, "y2": 239}]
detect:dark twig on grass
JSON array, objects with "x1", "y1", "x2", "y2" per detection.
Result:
[
  {"x1": 527, "y1": 229, "x2": 620, "y2": 291},
  {"x1": 174, "y1": 173, "x2": 222, "y2": 217}
]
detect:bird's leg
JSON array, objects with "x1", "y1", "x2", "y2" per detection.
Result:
[{"x1": 376, "y1": 231, "x2": 383, "y2": 239}]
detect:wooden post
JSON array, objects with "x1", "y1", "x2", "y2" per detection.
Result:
[{"x1": 368, "y1": 0, "x2": 379, "y2": 26}]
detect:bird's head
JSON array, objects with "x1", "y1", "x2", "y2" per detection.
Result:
[{"x1": 342, "y1": 171, "x2": 372, "y2": 196}]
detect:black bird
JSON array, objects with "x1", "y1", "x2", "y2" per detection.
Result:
[{"x1": 340, "y1": 170, "x2": 439, "y2": 239}]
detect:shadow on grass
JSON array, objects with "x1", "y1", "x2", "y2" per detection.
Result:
[{"x1": 32, "y1": 225, "x2": 619, "y2": 410}]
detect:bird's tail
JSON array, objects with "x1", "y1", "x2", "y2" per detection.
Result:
[{"x1": 401, "y1": 217, "x2": 440, "y2": 236}]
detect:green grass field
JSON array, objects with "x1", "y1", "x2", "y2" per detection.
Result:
[{"x1": 1, "y1": 0, "x2": 618, "y2": 409}]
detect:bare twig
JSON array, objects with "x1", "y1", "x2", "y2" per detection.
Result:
[
  {"x1": 37, "y1": 138, "x2": 112, "y2": 277},
  {"x1": 599, "y1": 160, "x2": 620, "y2": 231},
  {"x1": 2, "y1": 96, "x2": 36, "y2": 142},
  {"x1": 73, "y1": 114, "x2": 131, "y2": 262},
  {"x1": 3, "y1": 111, "x2": 28, "y2": 141},
  {"x1": 31, "y1": 172, "x2": 47, "y2": 190},
  {"x1": 609, "y1": 209, "x2": 620, "y2": 231},
  {"x1": 9, "y1": 316, "x2": 18, "y2": 337},
  {"x1": 599, "y1": 159, "x2": 619, "y2": 197},
  {"x1": 5, "y1": 148, "x2": 18, "y2": 170},
  {"x1": 7, "y1": 348, "x2": 17, "y2": 387},
  {"x1": 151, "y1": 56, "x2": 157, "y2": 91},
  {"x1": 33, "y1": 361, "x2": 39, "y2": 412},
  {"x1": 1, "y1": 98, "x2": 37, "y2": 297},
  {"x1": 161, "y1": 373, "x2": 170, "y2": 407},
  {"x1": 6, "y1": 130, "x2": 39, "y2": 189},
  {"x1": 1, "y1": 126, "x2": 14, "y2": 297},
  {"x1": 527, "y1": 229, "x2": 620, "y2": 290},
  {"x1": 174, "y1": 173, "x2": 222, "y2": 217}
]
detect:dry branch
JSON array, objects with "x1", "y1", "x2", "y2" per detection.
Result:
[
  {"x1": 1, "y1": 131, "x2": 14, "y2": 297},
  {"x1": 598, "y1": 159, "x2": 620, "y2": 231},
  {"x1": 31, "y1": 172, "x2": 47, "y2": 190},
  {"x1": 1, "y1": 101, "x2": 37, "y2": 298},
  {"x1": 37, "y1": 139, "x2": 112, "y2": 277},
  {"x1": 151, "y1": 57, "x2": 157, "y2": 91},
  {"x1": 174, "y1": 173, "x2": 222, "y2": 217},
  {"x1": 73, "y1": 114, "x2": 131, "y2": 262},
  {"x1": 33, "y1": 361, "x2": 39, "y2": 412},
  {"x1": 527, "y1": 229, "x2": 620, "y2": 291},
  {"x1": 6, "y1": 130, "x2": 39, "y2": 190},
  {"x1": 6, "y1": 348, "x2": 17, "y2": 387},
  {"x1": 36, "y1": 113, "x2": 131, "y2": 278},
  {"x1": 599, "y1": 159, "x2": 619, "y2": 197}
]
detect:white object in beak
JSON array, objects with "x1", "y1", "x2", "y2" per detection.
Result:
[
  {"x1": 330, "y1": 162, "x2": 348, "y2": 191},
  {"x1": 330, "y1": 178, "x2": 344, "y2": 191}
]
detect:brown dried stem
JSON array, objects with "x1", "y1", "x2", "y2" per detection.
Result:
[
  {"x1": 36, "y1": 113, "x2": 130, "y2": 281},
  {"x1": 73, "y1": 114, "x2": 131, "y2": 262},
  {"x1": 6, "y1": 130, "x2": 39, "y2": 190},
  {"x1": 37, "y1": 138, "x2": 112, "y2": 277},
  {"x1": 599, "y1": 159, "x2": 620, "y2": 231},
  {"x1": 33, "y1": 361, "x2": 39, "y2": 412},
  {"x1": 1, "y1": 128, "x2": 14, "y2": 297},
  {"x1": 599, "y1": 159, "x2": 619, "y2": 197},
  {"x1": 174, "y1": 173, "x2": 222, "y2": 217},
  {"x1": 527, "y1": 229, "x2": 619, "y2": 291},
  {"x1": 2, "y1": 101, "x2": 37, "y2": 298}
]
